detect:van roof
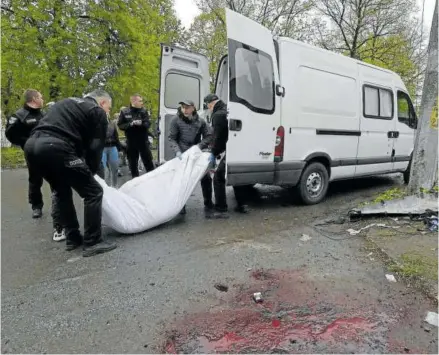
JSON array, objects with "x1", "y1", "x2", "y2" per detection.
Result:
[{"x1": 277, "y1": 37, "x2": 406, "y2": 89}]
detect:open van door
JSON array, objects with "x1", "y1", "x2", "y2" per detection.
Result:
[
  {"x1": 225, "y1": 9, "x2": 282, "y2": 186},
  {"x1": 158, "y1": 44, "x2": 210, "y2": 164}
]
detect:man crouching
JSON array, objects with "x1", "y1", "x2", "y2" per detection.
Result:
[{"x1": 168, "y1": 100, "x2": 213, "y2": 216}]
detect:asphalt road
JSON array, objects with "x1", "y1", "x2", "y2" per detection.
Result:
[{"x1": 1, "y1": 168, "x2": 437, "y2": 353}]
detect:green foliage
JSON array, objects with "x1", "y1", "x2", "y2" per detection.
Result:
[
  {"x1": 1, "y1": 147, "x2": 26, "y2": 169},
  {"x1": 361, "y1": 35, "x2": 420, "y2": 98},
  {"x1": 185, "y1": 10, "x2": 227, "y2": 90},
  {"x1": 389, "y1": 253, "x2": 438, "y2": 280},
  {"x1": 1, "y1": 0, "x2": 182, "y2": 118},
  {"x1": 372, "y1": 187, "x2": 406, "y2": 204}
]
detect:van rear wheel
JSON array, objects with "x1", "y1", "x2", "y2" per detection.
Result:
[{"x1": 297, "y1": 162, "x2": 329, "y2": 205}]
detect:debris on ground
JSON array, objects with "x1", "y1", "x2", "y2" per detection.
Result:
[
  {"x1": 253, "y1": 292, "x2": 263, "y2": 303},
  {"x1": 347, "y1": 223, "x2": 386, "y2": 235},
  {"x1": 214, "y1": 283, "x2": 229, "y2": 292},
  {"x1": 350, "y1": 193, "x2": 438, "y2": 220},
  {"x1": 299, "y1": 234, "x2": 312, "y2": 242},
  {"x1": 385, "y1": 274, "x2": 397, "y2": 283},
  {"x1": 425, "y1": 312, "x2": 439, "y2": 327},
  {"x1": 425, "y1": 216, "x2": 438, "y2": 232}
]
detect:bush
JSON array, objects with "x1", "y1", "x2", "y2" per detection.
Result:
[{"x1": 1, "y1": 146, "x2": 26, "y2": 169}]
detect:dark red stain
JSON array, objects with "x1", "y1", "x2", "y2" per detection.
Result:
[{"x1": 162, "y1": 268, "x2": 421, "y2": 354}]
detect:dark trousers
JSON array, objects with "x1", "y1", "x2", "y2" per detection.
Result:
[
  {"x1": 26, "y1": 159, "x2": 44, "y2": 210},
  {"x1": 213, "y1": 156, "x2": 246, "y2": 211},
  {"x1": 127, "y1": 140, "x2": 154, "y2": 177},
  {"x1": 200, "y1": 174, "x2": 213, "y2": 207},
  {"x1": 24, "y1": 134, "x2": 103, "y2": 246}
]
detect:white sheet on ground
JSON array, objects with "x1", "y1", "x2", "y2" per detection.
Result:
[{"x1": 95, "y1": 145, "x2": 211, "y2": 234}]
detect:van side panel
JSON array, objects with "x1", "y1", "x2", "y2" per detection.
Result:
[
  {"x1": 356, "y1": 64, "x2": 396, "y2": 176},
  {"x1": 279, "y1": 40, "x2": 360, "y2": 182}
]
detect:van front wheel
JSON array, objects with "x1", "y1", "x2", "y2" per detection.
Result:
[{"x1": 297, "y1": 162, "x2": 329, "y2": 205}]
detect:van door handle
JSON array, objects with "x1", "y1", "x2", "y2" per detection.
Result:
[
  {"x1": 276, "y1": 84, "x2": 285, "y2": 97},
  {"x1": 387, "y1": 131, "x2": 399, "y2": 138},
  {"x1": 229, "y1": 119, "x2": 242, "y2": 131}
]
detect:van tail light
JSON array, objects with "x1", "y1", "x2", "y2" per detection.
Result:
[{"x1": 274, "y1": 126, "x2": 285, "y2": 163}]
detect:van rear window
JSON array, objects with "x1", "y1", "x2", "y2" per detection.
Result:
[
  {"x1": 228, "y1": 39, "x2": 275, "y2": 114},
  {"x1": 363, "y1": 85, "x2": 394, "y2": 120},
  {"x1": 165, "y1": 73, "x2": 200, "y2": 109}
]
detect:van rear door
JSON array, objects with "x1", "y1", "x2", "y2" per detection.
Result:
[
  {"x1": 158, "y1": 44, "x2": 210, "y2": 164},
  {"x1": 224, "y1": 9, "x2": 282, "y2": 186}
]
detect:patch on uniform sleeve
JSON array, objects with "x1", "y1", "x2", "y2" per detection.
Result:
[
  {"x1": 8, "y1": 116, "x2": 17, "y2": 124},
  {"x1": 68, "y1": 158, "x2": 84, "y2": 167}
]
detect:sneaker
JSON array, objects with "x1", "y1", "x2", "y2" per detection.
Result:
[
  {"x1": 83, "y1": 241, "x2": 117, "y2": 257},
  {"x1": 234, "y1": 205, "x2": 249, "y2": 214},
  {"x1": 32, "y1": 208, "x2": 42, "y2": 219},
  {"x1": 53, "y1": 227, "x2": 66, "y2": 242}
]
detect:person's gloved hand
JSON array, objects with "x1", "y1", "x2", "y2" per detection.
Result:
[{"x1": 176, "y1": 151, "x2": 182, "y2": 160}]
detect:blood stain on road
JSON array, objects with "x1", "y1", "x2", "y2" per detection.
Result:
[{"x1": 162, "y1": 269, "x2": 430, "y2": 353}]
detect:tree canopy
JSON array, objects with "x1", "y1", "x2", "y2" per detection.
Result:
[{"x1": 1, "y1": 0, "x2": 182, "y2": 117}]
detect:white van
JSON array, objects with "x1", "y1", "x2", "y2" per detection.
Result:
[{"x1": 158, "y1": 9, "x2": 417, "y2": 205}]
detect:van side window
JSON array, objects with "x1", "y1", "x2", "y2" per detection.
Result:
[
  {"x1": 397, "y1": 91, "x2": 417, "y2": 129},
  {"x1": 228, "y1": 39, "x2": 275, "y2": 114},
  {"x1": 165, "y1": 73, "x2": 200, "y2": 109},
  {"x1": 363, "y1": 85, "x2": 394, "y2": 120}
]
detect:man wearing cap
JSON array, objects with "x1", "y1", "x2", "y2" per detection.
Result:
[
  {"x1": 168, "y1": 99, "x2": 213, "y2": 216},
  {"x1": 204, "y1": 94, "x2": 249, "y2": 217}
]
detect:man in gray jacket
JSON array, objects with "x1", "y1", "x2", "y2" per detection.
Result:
[{"x1": 168, "y1": 100, "x2": 213, "y2": 216}]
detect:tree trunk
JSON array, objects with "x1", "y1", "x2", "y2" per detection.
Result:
[{"x1": 408, "y1": 0, "x2": 438, "y2": 193}]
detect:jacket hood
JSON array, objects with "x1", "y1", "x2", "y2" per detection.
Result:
[{"x1": 212, "y1": 100, "x2": 226, "y2": 114}]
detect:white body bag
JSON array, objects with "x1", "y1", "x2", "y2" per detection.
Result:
[{"x1": 95, "y1": 145, "x2": 211, "y2": 234}]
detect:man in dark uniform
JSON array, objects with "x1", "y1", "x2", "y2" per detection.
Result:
[
  {"x1": 5, "y1": 89, "x2": 45, "y2": 219},
  {"x1": 168, "y1": 99, "x2": 213, "y2": 216},
  {"x1": 24, "y1": 89, "x2": 117, "y2": 257},
  {"x1": 204, "y1": 94, "x2": 249, "y2": 218},
  {"x1": 117, "y1": 94, "x2": 154, "y2": 177}
]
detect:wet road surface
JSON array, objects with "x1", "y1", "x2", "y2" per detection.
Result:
[{"x1": 1, "y1": 168, "x2": 437, "y2": 353}]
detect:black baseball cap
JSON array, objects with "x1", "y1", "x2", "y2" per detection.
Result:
[
  {"x1": 203, "y1": 94, "x2": 219, "y2": 104},
  {"x1": 178, "y1": 99, "x2": 195, "y2": 106}
]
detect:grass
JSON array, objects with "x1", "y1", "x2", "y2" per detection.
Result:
[
  {"x1": 1, "y1": 146, "x2": 26, "y2": 169},
  {"x1": 358, "y1": 187, "x2": 407, "y2": 207},
  {"x1": 389, "y1": 252, "x2": 438, "y2": 281},
  {"x1": 372, "y1": 187, "x2": 406, "y2": 203}
]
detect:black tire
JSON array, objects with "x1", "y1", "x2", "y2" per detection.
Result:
[
  {"x1": 297, "y1": 162, "x2": 329, "y2": 205},
  {"x1": 403, "y1": 159, "x2": 411, "y2": 184}
]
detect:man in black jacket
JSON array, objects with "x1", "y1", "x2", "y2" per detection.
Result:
[
  {"x1": 24, "y1": 89, "x2": 117, "y2": 257},
  {"x1": 204, "y1": 94, "x2": 249, "y2": 218},
  {"x1": 5, "y1": 89, "x2": 45, "y2": 219},
  {"x1": 117, "y1": 94, "x2": 154, "y2": 177},
  {"x1": 168, "y1": 100, "x2": 213, "y2": 216}
]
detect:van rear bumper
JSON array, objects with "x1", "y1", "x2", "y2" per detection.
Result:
[
  {"x1": 273, "y1": 161, "x2": 306, "y2": 186},
  {"x1": 226, "y1": 161, "x2": 305, "y2": 187}
]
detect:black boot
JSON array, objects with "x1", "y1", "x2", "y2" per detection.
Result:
[
  {"x1": 83, "y1": 240, "x2": 117, "y2": 257},
  {"x1": 234, "y1": 205, "x2": 249, "y2": 214},
  {"x1": 32, "y1": 208, "x2": 42, "y2": 219}
]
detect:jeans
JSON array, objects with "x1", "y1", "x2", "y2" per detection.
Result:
[{"x1": 101, "y1": 146, "x2": 119, "y2": 187}]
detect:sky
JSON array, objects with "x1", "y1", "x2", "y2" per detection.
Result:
[{"x1": 174, "y1": 0, "x2": 436, "y2": 33}]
